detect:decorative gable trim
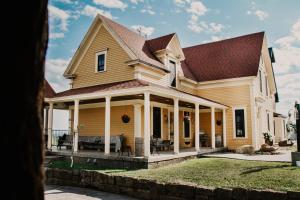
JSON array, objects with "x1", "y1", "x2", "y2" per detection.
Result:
[{"x1": 63, "y1": 14, "x2": 137, "y2": 77}]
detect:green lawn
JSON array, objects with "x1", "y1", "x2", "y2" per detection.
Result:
[
  {"x1": 117, "y1": 158, "x2": 300, "y2": 192},
  {"x1": 48, "y1": 158, "x2": 300, "y2": 192}
]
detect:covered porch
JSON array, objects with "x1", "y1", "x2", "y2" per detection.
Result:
[{"x1": 44, "y1": 80, "x2": 228, "y2": 160}]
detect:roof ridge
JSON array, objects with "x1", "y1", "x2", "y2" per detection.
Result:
[
  {"x1": 98, "y1": 14, "x2": 146, "y2": 41},
  {"x1": 146, "y1": 32, "x2": 176, "y2": 42},
  {"x1": 183, "y1": 31, "x2": 265, "y2": 50}
]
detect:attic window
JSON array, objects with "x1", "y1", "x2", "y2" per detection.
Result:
[
  {"x1": 169, "y1": 60, "x2": 176, "y2": 87},
  {"x1": 95, "y1": 51, "x2": 107, "y2": 72}
]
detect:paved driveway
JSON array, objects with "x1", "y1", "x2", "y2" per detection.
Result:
[
  {"x1": 203, "y1": 149, "x2": 292, "y2": 162},
  {"x1": 45, "y1": 185, "x2": 137, "y2": 200}
]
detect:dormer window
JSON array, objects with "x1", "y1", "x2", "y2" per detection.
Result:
[
  {"x1": 169, "y1": 60, "x2": 176, "y2": 87},
  {"x1": 95, "y1": 51, "x2": 107, "y2": 72}
]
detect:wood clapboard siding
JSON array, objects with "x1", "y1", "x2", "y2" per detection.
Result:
[
  {"x1": 198, "y1": 85, "x2": 252, "y2": 149},
  {"x1": 199, "y1": 112, "x2": 223, "y2": 147},
  {"x1": 72, "y1": 24, "x2": 134, "y2": 88},
  {"x1": 74, "y1": 105, "x2": 135, "y2": 152}
]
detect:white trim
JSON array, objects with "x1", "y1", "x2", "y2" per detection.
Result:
[
  {"x1": 95, "y1": 50, "x2": 107, "y2": 73},
  {"x1": 167, "y1": 108, "x2": 171, "y2": 140},
  {"x1": 161, "y1": 107, "x2": 164, "y2": 139},
  {"x1": 232, "y1": 106, "x2": 248, "y2": 139},
  {"x1": 64, "y1": 15, "x2": 137, "y2": 77},
  {"x1": 46, "y1": 85, "x2": 228, "y2": 109},
  {"x1": 197, "y1": 77, "x2": 255, "y2": 89},
  {"x1": 250, "y1": 82, "x2": 258, "y2": 149},
  {"x1": 182, "y1": 111, "x2": 192, "y2": 139}
]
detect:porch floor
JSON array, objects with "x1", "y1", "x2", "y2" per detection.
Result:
[{"x1": 49, "y1": 147, "x2": 226, "y2": 163}]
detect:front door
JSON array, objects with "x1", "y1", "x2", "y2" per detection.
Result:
[{"x1": 153, "y1": 107, "x2": 161, "y2": 138}]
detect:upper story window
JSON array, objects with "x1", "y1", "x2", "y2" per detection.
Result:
[
  {"x1": 259, "y1": 70, "x2": 263, "y2": 93},
  {"x1": 169, "y1": 60, "x2": 176, "y2": 87},
  {"x1": 95, "y1": 51, "x2": 107, "y2": 72},
  {"x1": 234, "y1": 108, "x2": 246, "y2": 138}
]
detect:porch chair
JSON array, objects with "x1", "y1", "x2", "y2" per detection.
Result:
[{"x1": 118, "y1": 134, "x2": 132, "y2": 156}]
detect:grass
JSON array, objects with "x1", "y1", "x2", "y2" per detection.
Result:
[
  {"x1": 117, "y1": 158, "x2": 300, "y2": 192},
  {"x1": 48, "y1": 158, "x2": 300, "y2": 192},
  {"x1": 48, "y1": 160, "x2": 126, "y2": 173}
]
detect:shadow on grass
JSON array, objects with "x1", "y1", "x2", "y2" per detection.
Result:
[{"x1": 240, "y1": 164, "x2": 290, "y2": 175}]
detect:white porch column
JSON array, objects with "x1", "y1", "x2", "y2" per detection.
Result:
[
  {"x1": 211, "y1": 107, "x2": 216, "y2": 149},
  {"x1": 134, "y1": 104, "x2": 142, "y2": 138},
  {"x1": 73, "y1": 99, "x2": 79, "y2": 152},
  {"x1": 47, "y1": 103, "x2": 53, "y2": 150},
  {"x1": 222, "y1": 109, "x2": 227, "y2": 147},
  {"x1": 144, "y1": 92, "x2": 151, "y2": 157},
  {"x1": 167, "y1": 108, "x2": 171, "y2": 140},
  {"x1": 105, "y1": 96, "x2": 111, "y2": 155},
  {"x1": 174, "y1": 98, "x2": 179, "y2": 154},
  {"x1": 195, "y1": 103, "x2": 200, "y2": 151}
]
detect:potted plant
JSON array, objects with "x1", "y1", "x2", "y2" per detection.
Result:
[{"x1": 263, "y1": 132, "x2": 273, "y2": 146}]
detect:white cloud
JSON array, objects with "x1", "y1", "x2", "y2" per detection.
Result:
[
  {"x1": 187, "y1": 15, "x2": 224, "y2": 33},
  {"x1": 273, "y1": 47, "x2": 300, "y2": 74},
  {"x1": 48, "y1": 5, "x2": 70, "y2": 31},
  {"x1": 130, "y1": 0, "x2": 143, "y2": 4},
  {"x1": 186, "y1": 1, "x2": 207, "y2": 16},
  {"x1": 274, "y1": 72, "x2": 300, "y2": 115},
  {"x1": 131, "y1": 25, "x2": 155, "y2": 37},
  {"x1": 254, "y1": 10, "x2": 269, "y2": 21},
  {"x1": 291, "y1": 18, "x2": 300, "y2": 41},
  {"x1": 81, "y1": 5, "x2": 113, "y2": 19},
  {"x1": 45, "y1": 58, "x2": 70, "y2": 92},
  {"x1": 141, "y1": 6, "x2": 155, "y2": 15},
  {"x1": 93, "y1": 0, "x2": 127, "y2": 10},
  {"x1": 49, "y1": 32, "x2": 65, "y2": 39}
]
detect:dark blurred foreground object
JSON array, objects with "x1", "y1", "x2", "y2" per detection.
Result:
[{"x1": 2, "y1": 1, "x2": 48, "y2": 199}]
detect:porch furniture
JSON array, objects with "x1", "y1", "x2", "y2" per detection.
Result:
[
  {"x1": 78, "y1": 135, "x2": 122, "y2": 152},
  {"x1": 151, "y1": 137, "x2": 172, "y2": 154},
  {"x1": 118, "y1": 135, "x2": 132, "y2": 156},
  {"x1": 200, "y1": 132, "x2": 209, "y2": 147},
  {"x1": 57, "y1": 134, "x2": 73, "y2": 149}
]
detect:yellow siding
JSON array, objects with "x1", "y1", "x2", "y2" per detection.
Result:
[
  {"x1": 72, "y1": 24, "x2": 134, "y2": 88},
  {"x1": 198, "y1": 85, "x2": 252, "y2": 149},
  {"x1": 199, "y1": 112, "x2": 223, "y2": 146},
  {"x1": 76, "y1": 105, "x2": 135, "y2": 152}
]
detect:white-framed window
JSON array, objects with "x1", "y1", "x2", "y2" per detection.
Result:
[
  {"x1": 259, "y1": 69, "x2": 263, "y2": 93},
  {"x1": 169, "y1": 60, "x2": 176, "y2": 87},
  {"x1": 233, "y1": 107, "x2": 247, "y2": 138},
  {"x1": 95, "y1": 51, "x2": 107, "y2": 72},
  {"x1": 265, "y1": 75, "x2": 268, "y2": 97},
  {"x1": 267, "y1": 111, "x2": 270, "y2": 131},
  {"x1": 183, "y1": 111, "x2": 191, "y2": 139}
]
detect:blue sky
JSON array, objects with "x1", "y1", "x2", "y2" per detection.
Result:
[{"x1": 46, "y1": 0, "x2": 300, "y2": 128}]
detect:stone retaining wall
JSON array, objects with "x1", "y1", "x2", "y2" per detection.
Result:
[{"x1": 45, "y1": 168, "x2": 300, "y2": 200}]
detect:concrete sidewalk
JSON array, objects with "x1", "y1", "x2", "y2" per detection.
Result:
[
  {"x1": 45, "y1": 185, "x2": 137, "y2": 200},
  {"x1": 203, "y1": 150, "x2": 292, "y2": 162}
]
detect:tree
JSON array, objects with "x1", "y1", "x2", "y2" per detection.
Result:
[{"x1": 2, "y1": 1, "x2": 48, "y2": 199}]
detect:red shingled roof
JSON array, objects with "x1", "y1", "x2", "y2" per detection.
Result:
[
  {"x1": 99, "y1": 15, "x2": 165, "y2": 69},
  {"x1": 146, "y1": 33, "x2": 175, "y2": 52},
  {"x1": 55, "y1": 79, "x2": 149, "y2": 97},
  {"x1": 182, "y1": 32, "x2": 265, "y2": 82},
  {"x1": 44, "y1": 80, "x2": 56, "y2": 98}
]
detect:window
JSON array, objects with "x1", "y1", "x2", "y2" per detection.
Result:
[
  {"x1": 267, "y1": 112, "x2": 270, "y2": 131},
  {"x1": 265, "y1": 76, "x2": 268, "y2": 96},
  {"x1": 259, "y1": 70, "x2": 262, "y2": 93},
  {"x1": 234, "y1": 109, "x2": 246, "y2": 137},
  {"x1": 152, "y1": 107, "x2": 162, "y2": 138},
  {"x1": 169, "y1": 60, "x2": 176, "y2": 87},
  {"x1": 183, "y1": 111, "x2": 191, "y2": 138},
  {"x1": 95, "y1": 51, "x2": 106, "y2": 72}
]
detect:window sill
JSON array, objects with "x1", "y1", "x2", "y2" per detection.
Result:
[{"x1": 95, "y1": 70, "x2": 107, "y2": 73}]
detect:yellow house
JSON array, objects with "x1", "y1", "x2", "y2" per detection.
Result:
[{"x1": 44, "y1": 14, "x2": 282, "y2": 159}]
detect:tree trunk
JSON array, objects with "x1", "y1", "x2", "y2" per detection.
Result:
[{"x1": 2, "y1": 1, "x2": 48, "y2": 199}]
